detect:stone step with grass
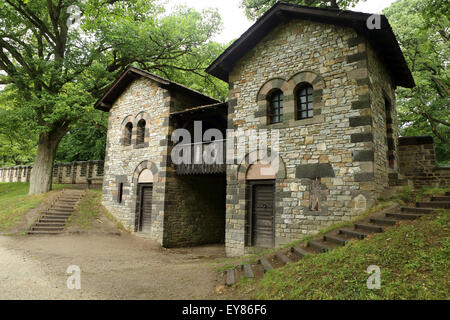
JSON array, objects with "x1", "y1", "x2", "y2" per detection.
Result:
[
  {"x1": 222, "y1": 191, "x2": 450, "y2": 288},
  {"x1": 28, "y1": 189, "x2": 85, "y2": 235}
]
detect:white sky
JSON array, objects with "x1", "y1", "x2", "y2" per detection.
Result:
[{"x1": 167, "y1": 0, "x2": 399, "y2": 43}]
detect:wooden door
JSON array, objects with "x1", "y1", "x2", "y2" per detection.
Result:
[
  {"x1": 251, "y1": 182, "x2": 275, "y2": 248},
  {"x1": 139, "y1": 185, "x2": 153, "y2": 232}
]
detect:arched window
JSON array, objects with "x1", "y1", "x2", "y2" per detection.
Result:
[
  {"x1": 296, "y1": 84, "x2": 314, "y2": 120},
  {"x1": 268, "y1": 90, "x2": 283, "y2": 124},
  {"x1": 137, "y1": 119, "x2": 146, "y2": 145},
  {"x1": 124, "y1": 122, "x2": 133, "y2": 146}
]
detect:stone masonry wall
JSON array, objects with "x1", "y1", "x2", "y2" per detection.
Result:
[
  {"x1": 225, "y1": 19, "x2": 388, "y2": 256},
  {"x1": 163, "y1": 173, "x2": 226, "y2": 247},
  {"x1": 101, "y1": 76, "x2": 217, "y2": 246},
  {"x1": 101, "y1": 77, "x2": 171, "y2": 244},
  {"x1": 0, "y1": 161, "x2": 103, "y2": 185},
  {"x1": 0, "y1": 166, "x2": 32, "y2": 183},
  {"x1": 366, "y1": 42, "x2": 399, "y2": 194},
  {"x1": 52, "y1": 161, "x2": 104, "y2": 185},
  {"x1": 399, "y1": 136, "x2": 450, "y2": 188}
]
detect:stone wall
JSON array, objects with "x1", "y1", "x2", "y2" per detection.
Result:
[
  {"x1": 52, "y1": 161, "x2": 104, "y2": 185},
  {"x1": 398, "y1": 136, "x2": 450, "y2": 188},
  {"x1": 163, "y1": 173, "x2": 226, "y2": 247},
  {"x1": 0, "y1": 166, "x2": 32, "y2": 183},
  {"x1": 100, "y1": 76, "x2": 215, "y2": 246},
  {"x1": 366, "y1": 41, "x2": 399, "y2": 195},
  {"x1": 0, "y1": 161, "x2": 104, "y2": 185},
  {"x1": 101, "y1": 77, "x2": 171, "y2": 243},
  {"x1": 224, "y1": 19, "x2": 396, "y2": 256}
]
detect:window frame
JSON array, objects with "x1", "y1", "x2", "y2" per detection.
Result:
[
  {"x1": 124, "y1": 122, "x2": 133, "y2": 146},
  {"x1": 267, "y1": 90, "x2": 284, "y2": 124},
  {"x1": 136, "y1": 119, "x2": 146, "y2": 145},
  {"x1": 296, "y1": 84, "x2": 314, "y2": 120}
]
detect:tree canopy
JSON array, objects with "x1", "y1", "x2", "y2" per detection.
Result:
[
  {"x1": 384, "y1": 0, "x2": 449, "y2": 164},
  {"x1": 0, "y1": 0, "x2": 227, "y2": 193}
]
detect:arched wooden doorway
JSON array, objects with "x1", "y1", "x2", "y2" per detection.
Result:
[
  {"x1": 246, "y1": 163, "x2": 277, "y2": 248},
  {"x1": 137, "y1": 169, "x2": 153, "y2": 232}
]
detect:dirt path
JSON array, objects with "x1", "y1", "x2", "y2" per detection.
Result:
[{"x1": 0, "y1": 234, "x2": 225, "y2": 300}]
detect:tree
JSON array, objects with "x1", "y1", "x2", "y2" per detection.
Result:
[
  {"x1": 0, "y1": 0, "x2": 226, "y2": 194},
  {"x1": 384, "y1": 0, "x2": 449, "y2": 164},
  {"x1": 55, "y1": 115, "x2": 108, "y2": 163},
  {"x1": 241, "y1": 0, "x2": 365, "y2": 20}
]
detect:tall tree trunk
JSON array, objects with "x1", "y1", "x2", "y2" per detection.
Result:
[{"x1": 29, "y1": 128, "x2": 68, "y2": 195}]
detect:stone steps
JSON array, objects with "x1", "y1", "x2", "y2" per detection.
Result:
[
  {"x1": 432, "y1": 196, "x2": 450, "y2": 202},
  {"x1": 338, "y1": 229, "x2": 367, "y2": 239},
  {"x1": 386, "y1": 212, "x2": 423, "y2": 220},
  {"x1": 323, "y1": 234, "x2": 348, "y2": 246},
  {"x1": 291, "y1": 246, "x2": 310, "y2": 258},
  {"x1": 416, "y1": 201, "x2": 450, "y2": 209},
  {"x1": 370, "y1": 217, "x2": 397, "y2": 226},
  {"x1": 28, "y1": 190, "x2": 84, "y2": 235},
  {"x1": 308, "y1": 240, "x2": 332, "y2": 253},
  {"x1": 275, "y1": 252, "x2": 292, "y2": 265},
  {"x1": 354, "y1": 223, "x2": 384, "y2": 233},
  {"x1": 222, "y1": 193, "x2": 447, "y2": 288},
  {"x1": 28, "y1": 230, "x2": 62, "y2": 235},
  {"x1": 259, "y1": 257, "x2": 273, "y2": 273},
  {"x1": 242, "y1": 264, "x2": 254, "y2": 279},
  {"x1": 401, "y1": 207, "x2": 434, "y2": 214}
]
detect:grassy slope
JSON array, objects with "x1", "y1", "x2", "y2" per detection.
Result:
[
  {"x1": 0, "y1": 182, "x2": 66, "y2": 232},
  {"x1": 235, "y1": 210, "x2": 449, "y2": 300},
  {"x1": 67, "y1": 189, "x2": 125, "y2": 230}
]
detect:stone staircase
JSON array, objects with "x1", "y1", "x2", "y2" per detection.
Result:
[
  {"x1": 224, "y1": 192, "x2": 450, "y2": 287},
  {"x1": 28, "y1": 189, "x2": 85, "y2": 235}
]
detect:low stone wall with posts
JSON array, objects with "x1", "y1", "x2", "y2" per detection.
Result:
[
  {"x1": 398, "y1": 136, "x2": 450, "y2": 188},
  {"x1": 0, "y1": 160, "x2": 104, "y2": 185}
]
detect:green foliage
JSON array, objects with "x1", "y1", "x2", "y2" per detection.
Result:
[
  {"x1": 0, "y1": 182, "x2": 65, "y2": 232},
  {"x1": 416, "y1": 186, "x2": 450, "y2": 202},
  {"x1": 386, "y1": 186, "x2": 414, "y2": 204},
  {"x1": 0, "y1": 0, "x2": 227, "y2": 175},
  {"x1": 66, "y1": 190, "x2": 99, "y2": 229},
  {"x1": 55, "y1": 115, "x2": 107, "y2": 162},
  {"x1": 240, "y1": 211, "x2": 450, "y2": 299},
  {"x1": 67, "y1": 189, "x2": 126, "y2": 231},
  {"x1": 384, "y1": 0, "x2": 450, "y2": 164},
  {"x1": 241, "y1": 0, "x2": 365, "y2": 20}
]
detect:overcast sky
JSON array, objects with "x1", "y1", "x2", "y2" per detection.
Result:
[{"x1": 167, "y1": 0, "x2": 399, "y2": 43}]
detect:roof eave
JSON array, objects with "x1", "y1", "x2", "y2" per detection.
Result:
[
  {"x1": 206, "y1": 2, "x2": 415, "y2": 88},
  {"x1": 94, "y1": 66, "x2": 220, "y2": 112}
]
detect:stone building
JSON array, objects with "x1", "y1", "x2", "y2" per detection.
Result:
[{"x1": 95, "y1": 3, "x2": 416, "y2": 256}]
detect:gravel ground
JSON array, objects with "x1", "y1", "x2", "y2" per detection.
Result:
[{"x1": 0, "y1": 234, "x2": 226, "y2": 300}]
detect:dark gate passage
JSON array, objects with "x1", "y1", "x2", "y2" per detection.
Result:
[
  {"x1": 251, "y1": 181, "x2": 275, "y2": 248},
  {"x1": 139, "y1": 184, "x2": 153, "y2": 232}
]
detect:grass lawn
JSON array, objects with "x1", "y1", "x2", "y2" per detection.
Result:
[
  {"x1": 0, "y1": 182, "x2": 67, "y2": 233},
  {"x1": 234, "y1": 210, "x2": 449, "y2": 300},
  {"x1": 67, "y1": 189, "x2": 125, "y2": 231}
]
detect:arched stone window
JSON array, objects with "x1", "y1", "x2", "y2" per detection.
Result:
[
  {"x1": 124, "y1": 122, "x2": 133, "y2": 146},
  {"x1": 296, "y1": 83, "x2": 314, "y2": 120},
  {"x1": 136, "y1": 119, "x2": 146, "y2": 145},
  {"x1": 268, "y1": 90, "x2": 283, "y2": 124}
]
